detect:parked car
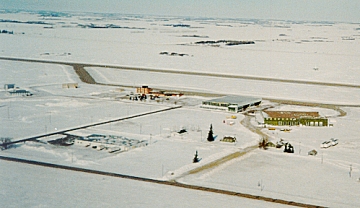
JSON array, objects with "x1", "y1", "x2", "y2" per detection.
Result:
[
  {"x1": 308, "y1": 149, "x2": 318, "y2": 156},
  {"x1": 276, "y1": 139, "x2": 285, "y2": 148},
  {"x1": 330, "y1": 138, "x2": 338, "y2": 146},
  {"x1": 321, "y1": 141, "x2": 331, "y2": 148}
]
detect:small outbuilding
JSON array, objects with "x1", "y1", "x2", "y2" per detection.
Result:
[
  {"x1": 136, "y1": 86, "x2": 152, "y2": 94},
  {"x1": 62, "y1": 83, "x2": 79, "y2": 88},
  {"x1": 4, "y1": 84, "x2": 15, "y2": 91},
  {"x1": 308, "y1": 149, "x2": 318, "y2": 156},
  {"x1": 221, "y1": 136, "x2": 237, "y2": 143}
]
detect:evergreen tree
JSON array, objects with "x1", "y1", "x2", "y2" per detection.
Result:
[
  {"x1": 193, "y1": 150, "x2": 200, "y2": 163},
  {"x1": 207, "y1": 124, "x2": 214, "y2": 142}
]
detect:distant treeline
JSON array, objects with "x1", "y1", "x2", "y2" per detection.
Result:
[
  {"x1": 0, "y1": 29, "x2": 14, "y2": 34},
  {"x1": 77, "y1": 23, "x2": 145, "y2": 30},
  {"x1": 0, "y1": 19, "x2": 51, "y2": 25},
  {"x1": 195, "y1": 40, "x2": 255, "y2": 46}
]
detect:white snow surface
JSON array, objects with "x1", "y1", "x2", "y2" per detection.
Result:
[
  {"x1": 1, "y1": 160, "x2": 291, "y2": 208},
  {"x1": 1, "y1": 11, "x2": 360, "y2": 207}
]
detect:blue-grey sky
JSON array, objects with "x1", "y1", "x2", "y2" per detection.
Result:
[{"x1": 1, "y1": 0, "x2": 359, "y2": 22}]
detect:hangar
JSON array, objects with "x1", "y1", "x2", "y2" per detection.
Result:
[{"x1": 201, "y1": 95, "x2": 262, "y2": 112}]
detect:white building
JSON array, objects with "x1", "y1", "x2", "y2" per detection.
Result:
[
  {"x1": 201, "y1": 95, "x2": 262, "y2": 112},
  {"x1": 4, "y1": 84, "x2": 15, "y2": 90}
]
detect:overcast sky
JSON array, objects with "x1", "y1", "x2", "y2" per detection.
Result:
[{"x1": 2, "y1": 0, "x2": 360, "y2": 22}]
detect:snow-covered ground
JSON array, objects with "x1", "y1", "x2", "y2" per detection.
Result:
[
  {"x1": 1, "y1": 12, "x2": 360, "y2": 84},
  {"x1": 1, "y1": 11, "x2": 360, "y2": 207},
  {"x1": 1, "y1": 160, "x2": 292, "y2": 208},
  {"x1": 86, "y1": 66, "x2": 360, "y2": 105}
]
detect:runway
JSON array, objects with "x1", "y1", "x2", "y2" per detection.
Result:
[{"x1": 1, "y1": 56, "x2": 360, "y2": 89}]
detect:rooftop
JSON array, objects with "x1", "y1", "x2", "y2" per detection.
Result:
[
  {"x1": 264, "y1": 111, "x2": 321, "y2": 119},
  {"x1": 205, "y1": 95, "x2": 262, "y2": 106}
]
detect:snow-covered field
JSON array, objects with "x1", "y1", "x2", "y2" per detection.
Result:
[
  {"x1": 1, "y1": 11, "x2": 360, "y2": 207},
  {"x1": 1, "y1": 12, "x2": 359, "y2": 84},
  {"x1": 1, "y1": 160, "x2": 292, "y2": 208}
]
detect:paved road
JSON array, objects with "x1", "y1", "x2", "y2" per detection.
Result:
[
  {"x1": 1, "y1": 105, "x2": 182, "y2": 147},
  {"x1": 0, "y1": 155, "x2": 326, "y2": 208}
]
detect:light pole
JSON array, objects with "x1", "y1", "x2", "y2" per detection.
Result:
[
  {"x1": 321, "y1": 152, "x2": 323, "y2": 164},
  {"x1": 162, "y1": 164, "x2": 164, "y2": 177},
  {"x1": 258, "y1": 179, "x2": 264, "y2": 191},
  {"x1": 49, "y1": 111, "x2": 52, "y2": 124},
  {"x1": 7, "y1": 101, "x2": 11, "y2": 119}
]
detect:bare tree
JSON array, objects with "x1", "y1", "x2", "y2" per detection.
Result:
[{"x1": 258, "y1": 137, "x2": 268, "y2": 149}]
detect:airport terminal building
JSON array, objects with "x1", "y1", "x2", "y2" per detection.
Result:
[{"x1": 201, "y1": 95, "x2": 262, "y2": 112}]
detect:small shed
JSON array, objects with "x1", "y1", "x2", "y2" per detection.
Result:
[
  {"x1": 62, "y1": 83, "x2": 79, "y2": 88},
  {"x1": 308, "y1": 149, "x2": 318, "y2": 156},
  {"x1": 221, "y1": 136, "x2": 236, "y2": 143},
  {"x1": 4, "y1": 84, "x2": 15, "y2": 90},
  {"x1": 177, "y1": 129, "x2": 187, "y2": 134},
  {"x1": 136, "y1": 86, "x2": 152, "y2": 94}
]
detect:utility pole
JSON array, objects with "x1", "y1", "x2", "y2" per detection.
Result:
[
  {"x1": 48, "y1": 111, "x2": 52, "y2": 124},
  {"x1": 321, "y1": 152, "x2": 323, "y2": 164},
  {"x1": 109, "y1": 114, "x2": 111, "y2": 130},
  {"x1": 8, "y1": 101, "x2": 11, "y2": 119},
  {"x1": 258, "y1": 179, "x2": 264, "y2": 191},
  {"x1": 162, "y1": 164, "x2": 164, "y2": 177}
]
